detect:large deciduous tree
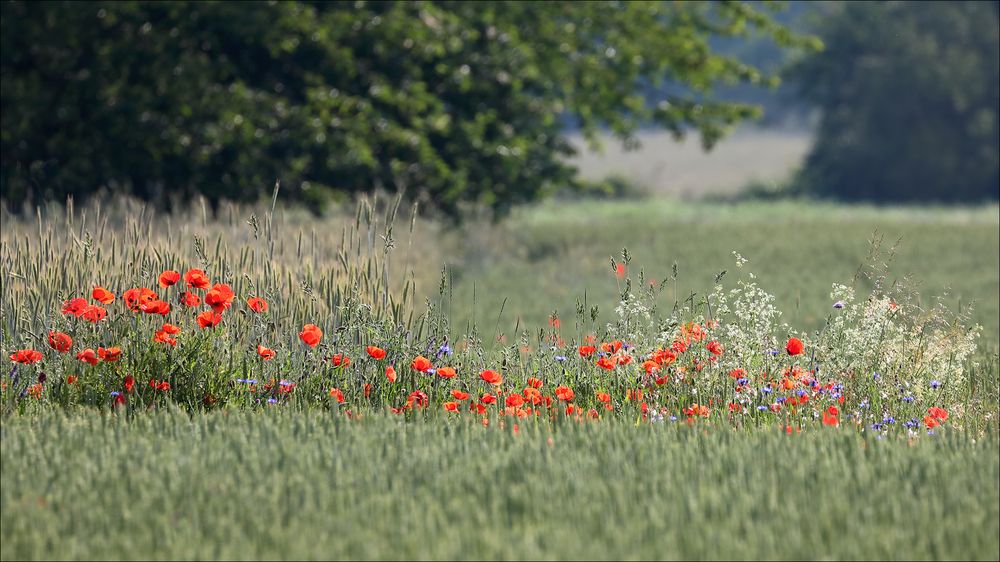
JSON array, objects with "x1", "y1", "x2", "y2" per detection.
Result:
[{"x1": 2, "y1": 1, "x2": 814, "y2": 215}]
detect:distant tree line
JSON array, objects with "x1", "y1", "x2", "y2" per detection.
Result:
[
  {"x1": 791, "y1": 1, "x2": 999, "y2": 203},
  {"x1": 1, "y1": 0, "x2": 810, "y2": 215}
]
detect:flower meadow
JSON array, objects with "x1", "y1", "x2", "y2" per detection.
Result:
[
  {"x1": 1, "y1": 199, "x2": 988, "y2": 440},
  {"x1": 2, "y1": 198, "x2": 999, "y2": 561}
]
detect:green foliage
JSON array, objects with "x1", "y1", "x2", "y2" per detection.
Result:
[
  {"x1": 791, "y1": 1, "x2": 999, "y2": 203},
  {"x1": 1, "y1": 0, "x2": 812, "y2": 216}
]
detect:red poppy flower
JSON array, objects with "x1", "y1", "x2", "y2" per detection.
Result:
[
  {"x1": 48, "y1": 331, "x2": 73, "y2": 353},
  {"x1": 299, "y1": 324, "x2": 322, "y2": 347},
  {"x1": 407, "y1": 390, "x2": 429, "y2": 409},
  {"x1": 596, "y1": 391, "x2": 611, "y2": 403},
  {"x1": 471, "y1": 403, "x2": 487, "y2": 414},
  {"x1": 928, "y1": 407, "x2": 948, "y2": 421},
  {"x1": 197, "y1": 310, "x2": 222, "y2": 329},
  {"x1": 66, "y1": 375, "x2": 78, "y2": 384},
  {"x1": 124, "y1": 375, "x2": 135, "y2": 393},
  {"x1": 140, "y1": 300, "x2": 171, "y2": 315},
  {"x1": 204, "y1": 284, "x2": 235, "y2": 313},
  {"x1": 652, "y1": 349, "x2": 676, "y2": 366},
  {"x1": 480, "y1": 393, "x2": 497, "y2": 405},
  {"x1": 329, "y1": 387, "x2": 345, "y2": 403},
  {"x1": 480, "y1": 369, "x2": 503, "y2": 385},
  {"x1": 183, "y1": 269, "x2": 211, "y2": 290},
  {"x1": 924, "y1": 416, "x2": 940, "y2": 429},
  {"x1": 443, "y1": 401, "x2": 460, "y2": 412},
  {"x1": 79, "y1": 305, "x2": 107, "y2": 323},
  {"x1": 671, "y1": 340, "x2": 688, "y2": 354},
  {"x1": 578, "y1": 345, "x2": 597, "y2": 357},
  {"x1": 527, "y1": 377, "x2": 543, "y2": 389},
  {"x1": 62, "y1": 297, "x2": 89, "y2": 316},
  {"x1": 411, "y1": 355, "x2": 433, "y2": 372},
  {"x1": 113, "y1": 394, "x2": 126, "y2": 407},
  {"x1": 246, "y1": 297, "x2": 268, "y2": 313},
  {"x1": 385, "y1": 365, "x2": 397, "y2": 383},
  {"x1": 436, "y1": 366, "x2": 457, "y2": 379},
  {"x1": 600, "y1": 341, "x2": 623, "y2": 354},
  {"x1": 9, "y1": 349, "x2": 43, "y2": 364},
  {"x1": 256, "y1": 344, "x2": 276, "y2": 360},
  {"x1": 506, "y1": 394, "x2": 525, "y2": 407},
  {"x1": 596, "y1": 356, "x2": 616, "y2": 371},
  {"x1": 615, "y1": 262, "x2": 626, "y2": 279},
  {"x1": 123, "y1": 287, "x2": 157, "y2": 312},
  {"x1": 161, "y1": 323, "x2": 181, "y2": 335},
  {"x1": 555, "y1": 385, "x2": 575, "y2": 402},
  {"x1": 365, "y1": 345, "x2": 386, "y2": 360},
  {"x1": 98, "y1": 346, "x2": 122, "y2": 362},
  {"x1": 786, "y1": 337, "x2": 804, "y2": 356},
  {"x1": 451, "y1": 389, "x2": 470, "y2": 401},
  {"x1": 158, "y1": 381, "x2": 170, "y2": 391},
  {"x1": 331, "y1": 354, "x2": 351, "y2": 368},
  {"x1": 154, "y1": 331, "x2": 177, "y2": 346},
  {"x1": 92, "y1": 286, "x2": 116, "y2": 304},
  {"x1": 181, "y1": 292, "x2": 201, "y2": 307},
  {"x1": 76, "y1": 348, "x2": 98, "y2": 365},
  {"x1": 159, "y1": 270, "x2": 181, "y2": 288},
  {"x1": 642, "y1": 359, "x2": 660, "y2": 375},
  {"x1": 706, "y1": 340, "x2": 724, "y2": 356},
  {"x1": 822, "y1": 411, "x2": 839, "y2": 426}
]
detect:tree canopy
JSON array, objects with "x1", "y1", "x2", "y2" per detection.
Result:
[
  {"x1": 790, "y1": 1, "x2": 999, "y2": 203},
  {"x1": 2, "y1": 1, "x2": 814, "y2": 215}
]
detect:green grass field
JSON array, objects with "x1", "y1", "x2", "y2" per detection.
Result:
[
  {"x1": 1, "y1": 198, "x2": 998, "y2": 560},
  {"x1": 2, "y1": 411, "x2": 998, "y2": 561},
  {"x1": 437, "y1": 200, "x2": 1000, "y2": 346}
]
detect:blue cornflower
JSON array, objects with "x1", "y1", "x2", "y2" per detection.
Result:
[
  {"x1": 796, "y1": 389, "x2": 807, "y2": 397},
  {"x1": 267, "y1": 398, "x2": 278, "y2": 404},
  {"x1": 236, "y1": 378, "x2": 258, "y2": 385},
  {"x1": 761, "y1": 385, "x2": 773, "y2": 395},
  {"x1": 871, "y1": 423, "x2": 883, "y2": 431},
  {"x1": 555, "y1": 355, "x2": 568, "y2": 363},
  {"x1": 904, "y1": 418, "x2": 919, "y2": 429},
  {"x1": 757, "y1": 405, "x2": 768, "y2": 411},
  {"x1": 736, "y1": 378, "x2": 749, "y2": 386},
  {"x1": 930, "y1": 380, "x2": 941, "y2": 390},
  {"x1": 766, "y1": 349, "x2": 780, "y2": 356},
  {"x1": 279, "y1": 380, "x2": 294, "y2": 387},
  {"x1": 833, "y1": 301, "x2": 845, "y2": 309},
  {"x1": 669, "y1": 416, "x2": 678, "y2": 422},
  {"x1": 777, "y1": 397, "x2": 787, "y2": 403},
  {"x1": 110, "y1": 391, "x2": 121, "y2": 397},
  {"x1": 426, "y1": 368, "x2": 437, "y2": 375},
  {"x1": 873, "y1": 372, "x2": 881, "y2": 381},
  {"x1": 883, "y1": 416, "x2": 895, "y2": 425},
  {"x1": 435, "y1": 343, "x2": 453, "y2": 358},
  {"x1": 859, "y1": 399, "x2": 869, "y2": 409},
  {"x1": 902, "y1": 396, "x2": 914, "y2": 403}
]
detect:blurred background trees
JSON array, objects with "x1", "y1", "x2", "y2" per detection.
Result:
[
  {"x1": 790, "y1": 1, "x2": 999, "y2": 203},
  {"x1": 3, "y1": 1, "x2": 997, "y2": 215},
  {"x1": 1, "y1": 0, "x2": 810, "y2": 215}
]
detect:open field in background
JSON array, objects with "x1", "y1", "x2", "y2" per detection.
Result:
[
  {"x1": 440, "y1": 200, "x2": 1000, "y2": 348},
  {"x1": 2, "y1": 411, "x2": 998, "y2": 561},
  {"x1": 568, "y1": 128, "x2": 813, "y2": 197}
]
